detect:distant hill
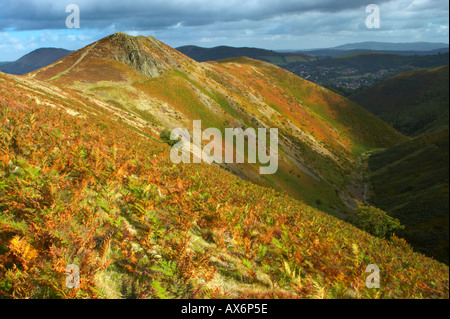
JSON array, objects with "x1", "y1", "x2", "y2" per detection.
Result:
[
  {"x1": 0, "y1": 48, "x2": 72, "y2": 75},
  {"x1": 296, "y1": 42, "x2": 449, "y2": 57},
  {"x1": 333, "y1": 41, "x2": 449, "y2": 52},
  {"x1": 177, "y1": 45, "x2": 315, "y2": 64},
  {"x1": 350, "y1": 65, "x2": 449, "y2": 136},
  {"x1": 299, "y1": 48, "x2": 449, "y2": 57}
]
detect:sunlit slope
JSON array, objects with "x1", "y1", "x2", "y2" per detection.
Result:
[
  {"x1": 212, "y1": 57, "x2": 406, "y2": 154},
  {"x1": 1, "y1": 71, "x2": 448, "y2": 299},
  {"x1": 30, "y1": 32, "x2": 406, "y2": 216}
]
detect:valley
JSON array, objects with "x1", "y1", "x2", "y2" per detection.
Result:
[{"x1": 349, "y1": 65, "x2": 449, "y2": 264}]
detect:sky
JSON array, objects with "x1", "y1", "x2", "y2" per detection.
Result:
[{"x1": 0, "y1": 0, "x2": 449, "y2": 61}]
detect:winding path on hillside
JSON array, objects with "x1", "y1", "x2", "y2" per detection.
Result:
[{"x1": 47, "y1": 42, "x2": 99, "y2": 82}]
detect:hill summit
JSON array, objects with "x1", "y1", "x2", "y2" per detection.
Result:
[
  {"x1": 0, "y1": 48, "x2": 72, "y2": 75},
  {"x1": 31, "y1": 32, "x2": 198, "y2": 82},
  {"x1": 95, "y1": 32, "x2": 196, "y2": 77}
]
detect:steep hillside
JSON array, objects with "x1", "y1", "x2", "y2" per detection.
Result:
[
  {"x1": 0, "y1": 71, "x2": 448, "y2": 299},
  {"x1": 350, "y1": 65, "x2": 449, "y2": 136},
  {"x1": 30, "y1": 32, "x2": 407, "y2": 218},
  {"x1": 367, "y1": 129, "x2": 449, "y2": 264},
  {"x1": 0, "y1": 48, "x2": 72, "y2": 76}
]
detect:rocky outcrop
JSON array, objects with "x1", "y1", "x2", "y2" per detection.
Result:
[{"x1": 107, "y1": 32, "x2": 168, "y2": 78}]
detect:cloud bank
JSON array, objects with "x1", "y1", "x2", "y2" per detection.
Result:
[{"x1": 0, "y1": 0, "x2": 448, "y2": 60}]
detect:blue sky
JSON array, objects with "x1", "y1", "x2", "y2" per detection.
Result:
[{"x1": 0, "y1": 0, "x2": 448, "y2": 61}]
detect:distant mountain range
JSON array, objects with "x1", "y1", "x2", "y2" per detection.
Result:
[
  {"x1": 333, "y1": 41, "x2": 449, "y2": 51},
  {"x1": 297, "y1": 48, "x2": 449, "y2": 57},
  {"x1": 0, "y1": 48, "x2": 72, "y2": 75},
  {"x1": 293, "y1": 41, "x2": 449, "y2": 57},
  {"x1": 178, "y1": 42, "x2": 450, "y2": 61}
]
